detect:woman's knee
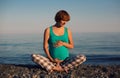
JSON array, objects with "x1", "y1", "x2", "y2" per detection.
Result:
[
  {"x1": 77, "y1": 54, "x2": 86, "y2": 62},
  {"x1": 81, "y1": 55, "x2": 86, "y2": 62},
  {"x1": 31, "y1": 54, "x2": 35, "y2": 57},
  {"x1": 31, "y1": 54, "x2": 40, "y2": 61},
  {"x1": 31, "y1": 54, "x2": 37, "y2": 59}
]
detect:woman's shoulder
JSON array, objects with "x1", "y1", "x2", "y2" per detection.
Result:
[
  {"x1": 44, "y1": 26, "x2": 51, "y2": 34},
  {"x1": 65, "y1": 27, "x2": 71, "y2": 32},
  {"x1": 66, "y1": 27, "x2": 72, "y2": 36},
  {"x1": 45, "y1": 26, "x2": 53, "y2": 30},
  {"x1": 45, "y1": 25, "x2": 53, "y2": 30}
]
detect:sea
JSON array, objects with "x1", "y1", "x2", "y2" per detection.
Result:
[{"x1": 0, "y1": 32, "x2": 120, "y2": 65}]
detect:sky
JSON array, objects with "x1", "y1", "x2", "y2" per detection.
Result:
[{"x1": 0, "y1": 0, "x2": 120, "y2": 34}]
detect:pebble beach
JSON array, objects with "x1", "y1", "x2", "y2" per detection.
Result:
[{"x1": 0, "y1": 64, "x2": 120, "y2": 78}]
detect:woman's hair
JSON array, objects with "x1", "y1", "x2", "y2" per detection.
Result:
[{"x1": 55, "y1": 10, "x2": 70, "y2": 22}]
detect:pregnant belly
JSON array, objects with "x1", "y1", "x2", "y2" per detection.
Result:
[{"x1": 52, "y1": 46, "x2": 69, "y2": 60}]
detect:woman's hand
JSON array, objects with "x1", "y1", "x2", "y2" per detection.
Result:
[
  {"x1": 54, "y1": 58, "x2": 63, "y2": 64},
  {"x1": 54, "y1": 41, "x2": 64, "y2": 47},
  {"x1": 54, "y1": 40, "x2": 74, "y2": 49},
  {"x1": 47, "y1": 56, "x2": 55, "y2": 62}
]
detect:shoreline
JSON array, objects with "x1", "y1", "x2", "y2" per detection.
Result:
[{"x1": 0, "y1": 64, "x2": 120, "y2": 78}]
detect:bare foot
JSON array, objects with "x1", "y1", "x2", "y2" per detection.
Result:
[
  {"x1": 48, "y1": 69, "x2": 53, "y2": 74},
  {"x1": 57, "y1": 65, "x2": 64, "y2": 71},
  {"x1": 52, "y1": 65, "x2": 64, "y2": 72},
  {"x1": 64, "y1": 67, "x2": 69, "y2": 73}
]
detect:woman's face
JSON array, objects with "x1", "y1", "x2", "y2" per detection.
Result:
[{"x1": 59, "y1": 20, "x2": 67, "y2": 26}]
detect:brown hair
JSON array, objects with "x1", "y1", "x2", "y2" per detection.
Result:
[{"x1": 55, "y1": 10, "x2": 70, "y2": 22}]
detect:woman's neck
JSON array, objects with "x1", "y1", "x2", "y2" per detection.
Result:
[{"x1": 54, "y1": 23, "x2": 64, "y2": 28}]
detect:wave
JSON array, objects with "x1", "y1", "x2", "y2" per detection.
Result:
[
  {"x1": 0, "y1": 54, "x2": 120, "y2": 65},
  {"x1": 87, "y1": 55, "x2": 120, "y2": 61}
]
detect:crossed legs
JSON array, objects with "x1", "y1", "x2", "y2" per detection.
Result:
[{"x1": 32, "y1": 54, "x2": 86, "y2": 73}]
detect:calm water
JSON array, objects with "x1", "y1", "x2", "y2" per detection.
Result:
[{"x1": 0, "y1": 32, "x2": 120, "y2": 65}]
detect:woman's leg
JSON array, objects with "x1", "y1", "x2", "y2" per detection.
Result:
[
  {"x1": 61, "y1": 54, "x2": 86, "y2": 72},
  {"x1": 31, "y1": 54, "x2": 55, "y2": 72}
]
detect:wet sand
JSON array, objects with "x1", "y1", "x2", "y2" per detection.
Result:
[{"x1": 0, "y1": 64, "x2": 120, "y2": 78}]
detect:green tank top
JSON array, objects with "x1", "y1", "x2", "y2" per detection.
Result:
[{"x1": 48, "y1": 26, "x2": 69, "y2": 60}]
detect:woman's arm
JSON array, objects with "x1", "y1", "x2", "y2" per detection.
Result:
[
  {"x1": 63, "y1": 28, "x2": 74, "y2": 48},
  {"x1": 54, "y1": 28, "x2": 74, "y2": 49},
  {"x1": 43, "y1": 27, "x2": 54, "y2": 62}
]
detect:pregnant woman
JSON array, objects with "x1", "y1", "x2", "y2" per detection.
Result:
[{"x1": 32, "y1": 10, "x2": 86, "y2": 73}]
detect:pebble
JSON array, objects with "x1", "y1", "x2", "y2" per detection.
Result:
[{"x1": 0, "y1": 64, "x2": 119, "y2": 78}]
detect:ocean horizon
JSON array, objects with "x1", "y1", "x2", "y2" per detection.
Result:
[{"x1": 0, "y1": 32, "x2": 120, "y2": 65}]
